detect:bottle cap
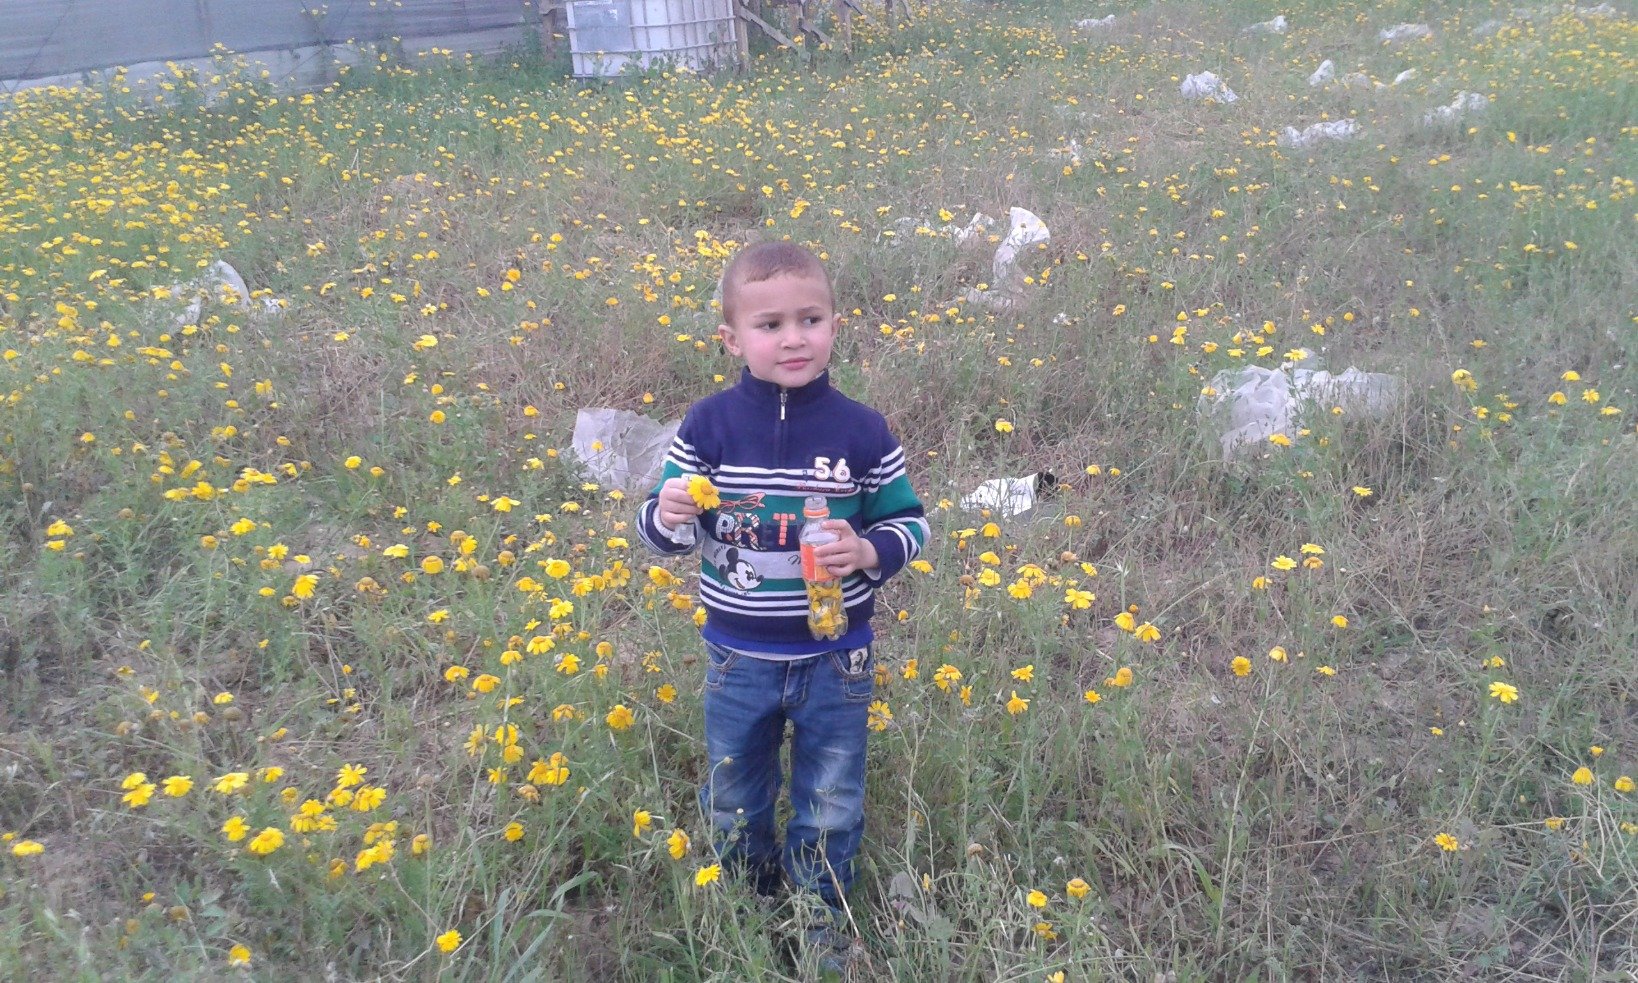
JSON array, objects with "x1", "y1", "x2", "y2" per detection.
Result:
[{"x1": 803, "y1": 494, "x2": 828, "y2": 518}]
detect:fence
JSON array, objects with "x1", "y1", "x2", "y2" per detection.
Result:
[{"x1": 3, "y1": 0, "x2": 541, "y2": 92}]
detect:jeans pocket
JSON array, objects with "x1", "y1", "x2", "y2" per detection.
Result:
[
  {"x1": 704, "y1": 643, "x2": 739, "y2": 691},
  {"x1": 828, "y1": 647, "x2": 875, "y2": 703}
]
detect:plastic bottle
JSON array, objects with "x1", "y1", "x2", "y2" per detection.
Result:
[{"x1": 798, "y1": 495, "x2": 848, "y2": 640}]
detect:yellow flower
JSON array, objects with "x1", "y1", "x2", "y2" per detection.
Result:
[
  {"x1": 436, "y1": 929, "x2": 462, "y2": 954},
  {"x1": 1113, "y1": 611, "x2": 1136, "y2": 632},
  {"x1": 1066, "y1": 877, "x2": 1090, "y2": 899},
  {"x1": 656, "y1": 683, "x2": 677, "y2": 704},
  {"x1": 222, "y1": 816, "x2": 249, "y2": 842},
  {"x1": 633, "y1": 809, "x2": 654, "y2": 837},
  {"x1": 227, "y1": 944, "x2": 252, "y2": 967},
  {"x1": 1271, "y1": 555, "x2": 1297, "y2": 571},
  {"x1": 994, "y1": 419, "x2": 1014, "y2": 434},
  {"x1": 503, "y1": 821, "x2": 525, "y2": 842},
  {"x1": 1083, "y1": 689, "x2": 1102, "y2": 704},
  {"x1": 123, "y1": 782, "x2": 157, "y2": 808},
  {"x1": 1006, "y1": 691, "x2": 1030, "y2": 715},
  {"x1": 1434, "y1": 833, "x2": 1460, "y2": 852},
  {"x1": 292, "y1": 573, "x2": 319, "y2": 599},
  {"x1": 491, "y1": 496, "x2": 519, "y2": 512},
  {"x1": 162, "y1": 775, "x2": 194, "y2": 797},
  {"x1": 667, "y1": 828, "x2": 691, "y2": 859},
  {"x1": 686, "y1": 475, "x2": 720, "y2": 510},
  {"x1": 1134, "y1": 622, "x2": 1161, "y2": 643},
  {"x1": 1231, "y1": 657, "x2": 1252, "y2": 677},
  {"x1": 336, "y1": 763, "x2": 367, "y2": 788},
  {"x1": 1268, "y1": 647, "x2": 1288, "y2": 663},
  {"x1": 1351, "y1": 486, "x2": 1373, "y2": 497},
  {"x1": 11, "y1": 840, "x2": 43, "y2": 857},
  {"x1": 1109, "y1": 666, "x2": 1134, "y2": 688},
  {"x1": 695, "y1": 863, "x2": 722, "y2": 887},
  {"x1": 420, "y1": 556, "x2": 445, "y2": 575},
  {"x1": 1331, "y1": 615, "x2": 1349, "y2": 629},
  {"x1": 1572, "y1": 767, "x2": 1594, "y2": 786},
  {"x1": 248, "y1": 827, "x2": 285, "y2": 855},
  {"x1": 1032, "y1": 921, "x2": 1057, "y2": 941},
  {"x1": 867, "y1": 699, "x2": 893, "y2": 731},
  {"x1": 605, "y1": 704, "x2": 635, "y2": 731},
  {"x1": 1011, "y1": 664, "x2": 1034, "y2": 682},
  {"x1": 933, "y1": 664, "x2": 963, "y2": 691},
  {"x1": 1026, "y1": 889, "x2": 1047, "y2": 908},
  {"x1": 1614, "y1": 776, "x2": 1635, "y2": 794},
  {"x1": 1545, "y1": 816, "x2": 1566, "y2": 831},
  {"x1": 1488, "y1": 681, "x2": 1519, "y2": 704},
  {"x1": 1064, "y1": 588, "x2": 1094, "y2": 609}
]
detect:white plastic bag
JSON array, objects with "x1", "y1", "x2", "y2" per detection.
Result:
[
  {"x1": 1279, "y1": 119, "x2": 1360, "y2": 149},
  {"x1": 1423, "y1": 91, "x2": 1488, "y2": 125},
  {"x1": 959, "y1": 473, "x2": 1055, "y2": 518},
  {"x1": 1198, "y1": 363, "x2": 1403, "y2": 460},
  {"x1": 571, "y1": 408, "x2": 681, "y2": 495},
  {"x1": 1181, "y1": 72, "x2": 1238, "y2": 103},
  {"x1": 1379, "y1": 23, "x2": 1432, "y2": 42}
]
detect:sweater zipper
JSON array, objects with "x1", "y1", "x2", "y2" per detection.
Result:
[{"x1": 778, "y1": 388, "x2": 788, "y2": 460}]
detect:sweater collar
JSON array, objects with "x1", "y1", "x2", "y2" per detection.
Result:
[{"x1": 734, "y1": 366, "x2": 832, "y2": 407}]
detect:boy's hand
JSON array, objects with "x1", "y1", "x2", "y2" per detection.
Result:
[
  {"x1": 814, "y1": 519, "x2": 878, "y2": 577},
  {"x1": 656, "y1": 477, "x2": 704, "y2": 530}
]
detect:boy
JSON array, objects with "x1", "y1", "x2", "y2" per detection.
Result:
[{"x1": 637, "y1": 241, "x2": 927, "y2": 961}]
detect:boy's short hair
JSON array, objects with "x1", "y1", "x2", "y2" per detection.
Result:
[{"x1": 719, "y1": 241, "x2": 834, "y2": 324}]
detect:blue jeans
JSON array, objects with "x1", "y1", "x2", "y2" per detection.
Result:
[{"x1": 700, "y1": 640, "x2": 873, "y2": 913}]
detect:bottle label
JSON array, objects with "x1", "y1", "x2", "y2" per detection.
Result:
[{"x1": 800, "y1": 543, "x2": 832, "y2": 582}]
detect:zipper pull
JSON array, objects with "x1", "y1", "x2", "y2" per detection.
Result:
[{"x1": 780, "y1": 389, "x2": 787, "y2": 421}]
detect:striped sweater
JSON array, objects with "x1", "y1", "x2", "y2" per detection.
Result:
[{"x1": 637, "y1": 368, "x2": 928, "y2": 654}]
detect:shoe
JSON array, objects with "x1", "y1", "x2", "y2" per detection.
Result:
[{"x1": 803, "y1": 924, "x2": 858, "y2": 977}]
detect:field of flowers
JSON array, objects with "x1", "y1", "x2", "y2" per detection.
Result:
[{"x1": 1, "y1": 0, "x2": 1634, "y2": 977}]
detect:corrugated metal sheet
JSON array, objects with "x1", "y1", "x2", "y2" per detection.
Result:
[{"x1": 2, "y1": 0, "x2": 534, "y2": 85}]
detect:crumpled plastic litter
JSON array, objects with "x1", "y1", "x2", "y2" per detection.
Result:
[
  {"x1": 1423, "y1": 91, "x2": 1488, "y2": 125},
  {"x1": 941, "y1": 211, "x2": 994, "y2": 243},
  {"x1": 1181, "y1": 72, "x2": 1238, "y2": 103},
  {"x1": 1378, "y1": 23, "x2": 1432, "y2": 42},
  {"x1": 1075, "y1": 15, "x2": 1116, "y2": 30},
  {"x1": 991, "y1": 207, "x2": 1050, "y2": 283},
  {"x1": 1307, "y1": 60, "x2": 1335, "y2": 86},
  {"x1": 1280, "y1": 119, "x2": 1360, "y2": 149},
  {"x1": 962, "y1": 207, "x2": 1051, "y2": 309},
  {"x1": 958, "y1": 472, "x2": 1056, "y2": 518},
  {"x1": 1198, "y1": 361, "x2": 1403, "y2": 461},
  {"x1": 1049, "y1": 139, "x2": 1083, "y2": 166},
  {"x1": 571, "y1": 407, "x2": 681, "y2": 495},
  {"x1": 165, "y1": 260, "x2": 284, "y2": 326},
  {"x1": 1245, "y1": 15, "x2": 1288, "y2": 34}
]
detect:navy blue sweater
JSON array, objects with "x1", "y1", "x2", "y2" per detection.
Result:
[{"x1": 637, "y1": 369, "x2": 928, "y2": 654}]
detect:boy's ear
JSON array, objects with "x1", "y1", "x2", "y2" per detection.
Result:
[{"x1": 716, "y1": 323, "x2": 741, "y2": 356}]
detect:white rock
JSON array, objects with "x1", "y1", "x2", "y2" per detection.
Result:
[
  {"x1": 1246, "y1": 15, "x2": 1288, "y2": 34},
  {"x1": 1307, "y1": 59, "x2": 1335, "y2": 86},
  {"x1": 1075, "y1": 15, "x2": 1116, "y2": 30},
  {"x1": 1392, "y1": 69, "x2": 1418, "y2": 85}
]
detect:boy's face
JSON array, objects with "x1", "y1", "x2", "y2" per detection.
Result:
[{"x1": 717, "y1": 273, "x2": 836, "y2": 388}]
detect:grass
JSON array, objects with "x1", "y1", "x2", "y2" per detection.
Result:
[{"x1": 1, "y1": 0, "x2": 1635, "y2": 978}]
